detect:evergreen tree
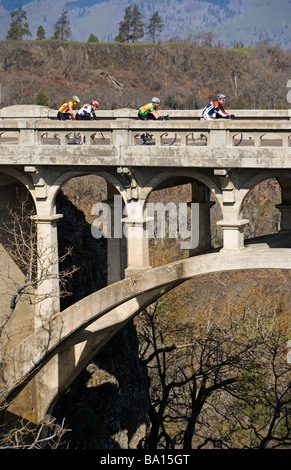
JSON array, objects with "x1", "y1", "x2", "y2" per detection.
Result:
[
  {"x1": 234, "y1": 94, "x2": 247, "y2": 109},
  {"x1": 88, "y1": 33, "x2": 99, "y2": 43},
  {"x1": 52, "y1": 9, "x2": 72, "y2": 40},
  {"x1": 115, "y1": 4, "x2": 144, "y2": 43},
  {"x1": 147, "y1": 11, "x2": 164, "y2": 43},
  {"x1": 35, "y1": 92, "x2": 49, "y2": 107},
  {"x1": 6, "y1": 7, "x2": 32, "y2": 40},
  {"x1": 36, "y1": 25, "x2": 46, "y2": 40},
  {"x1": 131, "y1": 4, "x2": 145, "y2": 42},
  {"x1": 274, "y1": 98, "x2": 284, "y2": 109}
]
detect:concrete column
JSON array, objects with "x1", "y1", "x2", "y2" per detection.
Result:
[
  {"x1": 214, "y1": 169, "x2": 249, "y2": 250},
  {"x1": 31, "y1": 214, "x2": 63, "y2": 329},
  {"x1": 124, "y1": 216, "x2": 151, "y2": 277},
  {"x1": 189, "y1": 181, "x2": 215, "y2": 255},
  {"x1": 107, "y1": 198, "x2": 126, "y2": 284},
  {"x1": 189, "y1": 201, "x2": 215, "y2": 255},
  {"x1": 122, "y1": 199, "x2": 151, "y2": 277},
  {"x1": 217, "y1": 219, "x2": 249, "y2": 250},
  {"x1": 276, "y1": 204, "x2": 291, "y2": 231}
]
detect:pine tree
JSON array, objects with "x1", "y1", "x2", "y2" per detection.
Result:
[
  {"x1": 115, "y1": 4, "x2": 144, "y2": 43},
  {"x1": 35, "y1": 92, "x2": 49, "y2": 107},
  {"x1": 234, "y1": 94, "x2": 247, "y2": 109},
  {"x1": 147, "y1": 11, "x2": 164, "y2": 43},
  {"x1": 36, "y1": 25, "x2": 46, "y2": 40},
  {"x1": 6, "y1": 7, "x2": 32, "y2": 40},
  {"x1": 131, "y1": 4, "x2": 145, "y2": 42},
  {"x1": 52, "y1": 9, "x2": 72, "y2": 40},
  {"x1": 88, "y1": 33, "x2": 99, "y2": 43}
]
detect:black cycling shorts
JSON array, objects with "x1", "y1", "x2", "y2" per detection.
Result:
[{"x1": 57, "y1": 111, "x2": 71, "y2": 120}]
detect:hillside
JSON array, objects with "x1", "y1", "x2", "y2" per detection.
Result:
[
  {"x1": 0, "y1": 0, "x2": 290, "y2": 49},
  {"x1": 0, "y1": 40, "x2": 290, "y2": 110}
]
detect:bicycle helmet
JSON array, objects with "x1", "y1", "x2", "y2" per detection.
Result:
[
  {"x1": 216, "y1": 94, "x2": 226, "y2": 100},
  {"x1": 152, "y1": 97, "x2": 160, "y2": 104},
  {"x1": 91, "y1": 100, "x2": 99, "y2": 107},
  {"x1": 72, "y1": 95, "x2": 80, "y2": 103}
]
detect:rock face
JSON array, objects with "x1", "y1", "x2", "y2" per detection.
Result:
[
  {"x1": 54, "y1": 191, "x2": 149, "y2": 449},
  {"x1": 56, "y1": 190, "x2": 107, "y2": 309},
  {"x1": 53, "y1": 322, "x2": 149, "y2": 449}
]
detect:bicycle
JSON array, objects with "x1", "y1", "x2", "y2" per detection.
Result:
[
  {"x1": 189, "y1": 133, "x2": 207, "y2": 146},
  {"x1": 135, "y1": 132, "x2": 154, "y2": 145},
  {"x1": 42, "y1": 132, "x2": 61, "y2": 145}
]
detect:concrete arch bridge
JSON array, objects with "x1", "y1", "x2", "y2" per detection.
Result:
[{"x1": 0, "y1": 106, "x2": 291, "y2": 423}]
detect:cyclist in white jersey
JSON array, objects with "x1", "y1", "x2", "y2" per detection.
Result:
[
  {"x1": 202, "y1": 94, "x2": 235, "y2": 120},
  {"x1": 76, "y1": 100, "x2": 99, "y2": 121}
]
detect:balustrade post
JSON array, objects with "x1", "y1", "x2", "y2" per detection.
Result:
[
  {"x1": 19, "y1": 122, "x2": 37, "y2": 146},
  {"x1": 112, "y1": 123, "x2": 129, "y2": 147},
  {"x1": 208, "y1": 128, "x2": 227, "y2": 147}
]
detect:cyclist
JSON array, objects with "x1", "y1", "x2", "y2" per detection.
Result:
[
  {"x1": 138, "y1": 97, "x2": 168, "y2": 120},
  {"x1": 202, "y1": 94, "x2": 235, "y2": 120},
  {"x1": 76, "y1": 100, "x2": 100, "y2": 121},
  {"x1": 76, "y1": 100, "x2": 100, "y2": 145},
  {"x1": 57, "y1": 95, "x2": 80, "y2": 120}
]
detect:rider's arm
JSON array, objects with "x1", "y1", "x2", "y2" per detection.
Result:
[
  {"x1": 217, "y1": 102, "x2": 231, "y2": 118},
  {"x1": 68, "y1": 101, "x2": 77, "y2": 119},
  {"x1": 150, "y1": 103, "x2": 163, "y2": 119},
  {"x1": 151, "y1": 109, "x2": 163, "y2": 119}
]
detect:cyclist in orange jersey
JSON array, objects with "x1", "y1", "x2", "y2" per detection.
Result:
[{"x1": 57, "y1": 95, "x2": 80, "y2": 120}]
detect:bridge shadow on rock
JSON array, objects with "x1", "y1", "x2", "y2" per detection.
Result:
[
  {"x1": 52, "y1": 321, "x2": 149, "y2": 449},
  {"x1": 54, "y1": 192, "x2": 150, "y2": 448},
  {"x1": 56, "y1": 191, "x2": 107, "y2": 310}
]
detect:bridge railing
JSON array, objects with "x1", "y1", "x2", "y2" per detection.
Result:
[{"x1": 0, "y1": 112, "x2": 290, "y2": 149}]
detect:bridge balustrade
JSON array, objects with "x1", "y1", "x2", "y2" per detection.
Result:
[{"x1": 0, "y1": 118, "x2": 290, "y2": 149}]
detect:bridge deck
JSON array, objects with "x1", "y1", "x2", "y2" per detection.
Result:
[{"x1": 0, "y1": 114, "x2": 290, "y2": 168}]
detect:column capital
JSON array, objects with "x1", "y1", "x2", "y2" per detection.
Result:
[
  {"x1": 31, "y1": 214, "x2": 63, "y2": 224},
  {"x1": 217, "y1": 219, "x2": 249, "y2": 229}
]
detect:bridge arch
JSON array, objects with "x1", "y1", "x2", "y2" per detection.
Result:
[
  {"x1": 49, "y1": 169, "x2": 128, "y2": 215},
  {"x1": 139, "y1": 169, "x2": 222, "y2": 259},
  {"x1": 3, "y1": 247, "x2": 291, "y2": 413},
  {"x1": 141, "y1": 168, "x2": 222, "y2": 206},
  {"x1": 0, "y1": 168, "x2": 36, "y2": 204}
]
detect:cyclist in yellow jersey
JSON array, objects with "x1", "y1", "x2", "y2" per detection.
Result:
[
  {"x1": 57, "y1": 95, "x2": 80, "y2": 120},
  {"x1": 138, "y1": 97, "x2": 168, "y2": 120}
]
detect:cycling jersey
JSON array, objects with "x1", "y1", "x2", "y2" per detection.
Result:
[
  {"x1": 59, "y1": 100, "x2": 76, "y2": 114},
  {"x1": 202, "y1": 100, "x2": 231, "y2": 120},
  {"x1": 138, "y1": 103, "x2": 155, "y2": 116},
  {"x1": 76, "y1": 104, "x2": 98, "y2": 120}
]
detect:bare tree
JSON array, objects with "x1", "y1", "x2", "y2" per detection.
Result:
[
  {"x1": 0, "y1": 191, "x2": 77, "y2": 447},
  {"x1": 0, "y1": 415, "x2": 68, "y2": 449},
  {"x1": 136, "y1": 286, "x2": 291, "y2": 449},
  {"x1": 0, "y1": 192, "x2": 77, "y2": 339}
]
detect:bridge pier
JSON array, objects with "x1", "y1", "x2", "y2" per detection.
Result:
[
  {"x1": 189, "y1": 181, "x2": 214, "y2": 255},
  {"x1": 31, "y1": 214, "x2": 63, "y2": 328},
  {"x1": 106, "y1": 187, "x2": 127, "y2": 284},
  {"x1": 276, "y1": 204, "x2": 291, "y2": 231},
  {"x1": 123, "y1": 207, "x2": 151, "y2": 277},
  {"x1": 217, "y1": 219, "x2": 249, "y2": 250}
]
